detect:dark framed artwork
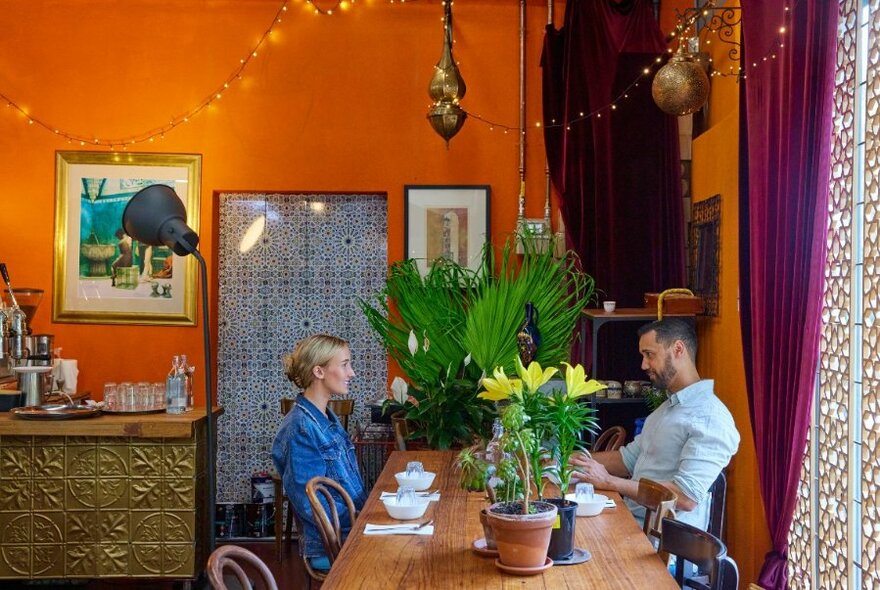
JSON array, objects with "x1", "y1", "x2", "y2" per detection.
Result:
[
  {"x1": 688, "y1": 194, "x2": 721, "y2": 316},
  {"x1": 404, "y1": 185, "x2": 490, "y2": 276}
]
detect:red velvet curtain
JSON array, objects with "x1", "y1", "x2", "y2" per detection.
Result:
[
  {"x1": 739, "y1": 1, "x2": 838, "y2": 588},
  {"x1": 542, "y1": 0, "x2": 684, "y2": 371}
]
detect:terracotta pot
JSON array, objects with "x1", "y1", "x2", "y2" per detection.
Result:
[
  {"x1": 545, "y1": 498, "x2": 577, "y2": 560},
  {"x1": 479, "y1": 508, "x2": 497, "y2": 550},
  {"x1": 486, "y1": 501, "x2": 558, "y2": 568}
]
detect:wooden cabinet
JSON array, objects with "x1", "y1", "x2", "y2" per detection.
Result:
[{"x1": 0, "y1": 409, "x2": 216, "y2": 581}]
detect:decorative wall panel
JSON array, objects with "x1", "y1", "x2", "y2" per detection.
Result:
[
  {"x1": 216, "y1": 192, "x2": 388, "y2": 502},
  {"x1": 0, "y1": 430, "x2": 206, "y2": 580}
]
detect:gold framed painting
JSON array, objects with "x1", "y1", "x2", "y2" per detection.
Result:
[{"x1": 53, "y1": 151, "x2": 201, "y2": 326}]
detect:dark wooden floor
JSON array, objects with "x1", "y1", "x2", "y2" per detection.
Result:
[{"x1": 2, "y1": 540, "x2": 317, "y2": 590}]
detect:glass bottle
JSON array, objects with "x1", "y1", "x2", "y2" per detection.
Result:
[
  {"x1": 179, "y1": 354, "x2": 194, "y2": 412},
  {"x1": 485, "y1": 417, "x2": 504, "y2": 465},
  {"x1": 166, "y1": 355, "x2": 186, "y2": 414}
]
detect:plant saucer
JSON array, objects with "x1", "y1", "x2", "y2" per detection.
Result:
[
  {"x1": 494, "y1": 556, "x2": 553, "y2": 576},
  {"x1": 471, "y1": 538, "x2": 499, "y2": 557},
  {"x1": 552, "y1": 547, "x2": 592, "y2": 566}
]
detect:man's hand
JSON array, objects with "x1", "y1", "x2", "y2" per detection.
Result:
[{"x1": 569, "y1": 451, "x2": 614, "y2": 489}]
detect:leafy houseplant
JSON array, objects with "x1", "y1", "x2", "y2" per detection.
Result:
[
  {"x1": 360, "y1": 237, "x2": 596, "y2": 451},
  {"x1": 477, "y1": 358, "x2": 605, "y2": 565}
]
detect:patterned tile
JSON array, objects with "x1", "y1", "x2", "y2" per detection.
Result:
[{"x1": 216, "y1": 193, "x2": 388, "y2": 501}]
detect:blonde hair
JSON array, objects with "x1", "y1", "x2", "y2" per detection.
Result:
[{"x1": 283, "y1": 334, "x2": 349, "y2": 389}]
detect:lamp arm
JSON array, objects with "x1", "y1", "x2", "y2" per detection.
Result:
[{"x1": 192, "y1": 248, "x2": 216, "y2": 556}]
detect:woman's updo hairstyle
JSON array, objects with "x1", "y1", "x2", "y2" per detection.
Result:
[{"x1": 283, "y1": 334, "x2": 349, "y2": 390}]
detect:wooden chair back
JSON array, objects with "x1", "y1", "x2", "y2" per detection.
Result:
[
  {"x1": 207, "y1": 544, "x2": 279, "y2": 590},
  {"x1": 391, "y1": 410, "x2": 410, "y2": 451},
  {"x1": 635, "y1": 478, "x2": 678, "y2": 538},
  {"x1": 328, "y1": 398, "x2": 354, "y2": 431},
  {"x1": 305, "y1": 475, "x2": 360, "y2": 564},
  {"x1": 280, "y1": 397, "x2": 353, "y2": 431},
  {"x1": 593, "y1": 425, "x2": 627, "y2": 452},
  {"x1": 659, "y1": 517, "x2": 729, "y2": 590},
  {"x1": 706, "y1": 470, "x2": 727, "y2": 543}
]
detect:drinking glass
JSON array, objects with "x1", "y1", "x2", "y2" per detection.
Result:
[
  {"x1": 103, "y1": 383, "x2": 117, "y2": 411},
  {"x1": 137, "y1": 382, "x2": 152, "y2": 411},
  {"x1": 395, "y1": 486, "x2": 416, "y2": 506},
  {"x1": 119, "y1": 382, "x2": 135, "y2": 412},
  {"x1": 405, "y1": 461, "x2": 424, "y2": 478},
  {"x1": 576, "y1": 482, "x2": 595, "y2": 503},
  {"x1": 153, "y1": 383, "x2": 165, "y2": 410}
]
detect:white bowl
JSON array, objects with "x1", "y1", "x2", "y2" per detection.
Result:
[
  {"x1": 565, "y1": 493, "x2": 608, "y2": 517},
  {"x1": 394, "y1": 471, "x2": 436, "y2": 491},
  {"x1": 381, "y1": 496, "x2": 430, "y2": 520}
]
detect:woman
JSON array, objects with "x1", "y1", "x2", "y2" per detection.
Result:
[{"x1": 271, "y1": 334, "x2": 366, "y2": 572}]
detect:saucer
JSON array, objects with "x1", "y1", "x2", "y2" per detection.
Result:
[
  {"x1": 471, "y1": 538, "x2": 499, "y2": 557},
  {"x1": 553, "y1": 547, "x2": 592, "y2": 566},
  {"x1": 494, "y1": 556, "x2": 553, "y2": 576}
]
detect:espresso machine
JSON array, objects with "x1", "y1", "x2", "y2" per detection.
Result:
[{"x1": 0, "y1": 263, "x2": 52, "y2": 406}]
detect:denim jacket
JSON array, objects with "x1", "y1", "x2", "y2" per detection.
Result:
[{"x1": 271, "y1": 395, "x2": 366, "y2": 559}]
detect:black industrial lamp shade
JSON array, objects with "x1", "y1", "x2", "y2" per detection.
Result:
[{"x1": 122, "y1": 184, "x2": 199, "y2": 255}]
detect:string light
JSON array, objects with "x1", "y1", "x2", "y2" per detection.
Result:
[{"x1": 0, "y1": 0, "x2": 405, "y2": 147}]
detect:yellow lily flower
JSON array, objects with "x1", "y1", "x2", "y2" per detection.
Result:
[
  {"x1": 477, "y1": 366, "x2": 523, "y2": 401},
  {"x1": 515, "y1": 356, "x2": 558, "y2": 393},
  {"x1": 562, "y1": 362, "x2": 606, "y2": 399}
]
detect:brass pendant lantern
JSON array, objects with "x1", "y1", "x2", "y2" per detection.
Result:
[
  {"x1": 651, "y1": 44, "x2": 710, "y2": 116},
  {"x1": 427, "y1": 0, "x2": 467, "y2": 146}
]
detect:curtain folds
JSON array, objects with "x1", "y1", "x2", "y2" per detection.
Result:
[
  {"x1": 739, "y1": 2, "x2": 838, "y2": 588},
  {"x1": 542, "y1": 0, "x2": 684, "y2": 370}
]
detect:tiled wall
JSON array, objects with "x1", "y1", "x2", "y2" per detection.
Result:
[{"x1": 216, "y1": 192, "x2": 388, "y2": 502}]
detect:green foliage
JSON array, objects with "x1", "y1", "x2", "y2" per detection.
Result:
[
  {"x1": 538, "y1": 389, "x2": 599, "y2": 494},
  {"x1": 643, "y1": 385, "x2": 668, "y2": 412},
  {"x1": 462, "y1": 237, "x2": 595, "y2": 376}
]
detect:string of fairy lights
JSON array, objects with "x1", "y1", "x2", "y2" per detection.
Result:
[{"x1": 0, "y1": 0, "x2": 798, "y2": 148}]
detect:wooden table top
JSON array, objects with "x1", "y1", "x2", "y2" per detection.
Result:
[
  {"x1": 0, "y1": 406, "x2": 222, "y2": 438},
  {"x1": 322, "y1": 450, "x2": 679, "y2": 589}
]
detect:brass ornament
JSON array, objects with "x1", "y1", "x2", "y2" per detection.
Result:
[
  {"x1": 427, "y1": 0, "x2": 467, "y2": 145},
  {"x1": 652, "y1": 48, "x2": 710, "y2": 116}
]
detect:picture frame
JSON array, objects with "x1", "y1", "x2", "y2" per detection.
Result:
[
  {"x1": 404, "y1": 185, "x2": 490, "y2": 276},
  {"x1": 53, "y1": 151, "x2": 201, "y2": 325},
  {"x1": 688, "y1": 194, "x2": 721, "y2": 316}
]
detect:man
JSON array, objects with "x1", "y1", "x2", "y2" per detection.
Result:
[{"x1": 571, "y1": 318, "x2": 739, "y2": 530}]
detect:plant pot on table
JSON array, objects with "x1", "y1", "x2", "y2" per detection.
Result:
[
  {"x1": 486, "y1": 501, "x2": 557, "y2": 570},
  {"x1": 545, "y1": 498, "x2": 578, "y2": 561}
]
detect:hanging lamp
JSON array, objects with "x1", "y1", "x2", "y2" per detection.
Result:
[{"x1": 427, "y1": 0, "x2": 467, "y2": 146}]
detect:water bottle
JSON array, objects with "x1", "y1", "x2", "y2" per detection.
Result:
[
  {"x1": 485, "y1": 418, "x2": 504, "y2": 464},
  {"x1": 166, "y1": 355, "x2": 186, "y2": 414},
  {"x1": 180, "y1": 354, "x2": 194, "y2": 412}
]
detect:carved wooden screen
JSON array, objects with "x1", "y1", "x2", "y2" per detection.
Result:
[{"x1": 787, "y1": 0, "x2": 879, "y2": 588}]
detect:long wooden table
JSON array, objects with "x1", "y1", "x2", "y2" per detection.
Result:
[{"x1": 322, "y1": 450, "x2": 679, "y2": 589}]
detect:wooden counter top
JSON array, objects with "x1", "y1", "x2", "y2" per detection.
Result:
[{"x1": 0, "y1": 406, "x2": 222, "y2": 438}]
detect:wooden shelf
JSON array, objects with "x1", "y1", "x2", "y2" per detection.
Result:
[{"x1": 0, "y1": 406, "x2": 222, "y2": 438}]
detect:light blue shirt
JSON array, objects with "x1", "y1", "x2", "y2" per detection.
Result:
[{"x1": 618, "y1": 379, "x2": 740, "y2": 530}]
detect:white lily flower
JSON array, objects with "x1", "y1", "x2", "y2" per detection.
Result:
[
  {"x1": 391, "y1": 377, "x2": 409, "y2": 405},
  {"x1": 422, "y1": 330, "x2": 430, "y2": 353},
  {"x1": 407, "y1": 330, "x2": 418, "y2": 356},
  {"x1": 464, "y1": 353, "x2": 472, "y2": 367}
]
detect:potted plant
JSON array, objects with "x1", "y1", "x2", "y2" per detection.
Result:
[
  {"x1": 360, "y1": 237, "x2": 596, "y2": 450},
  {"x1": 538, "y1": 362, "x2": 604, "y2": 561},
  {"x1": 476, "y1": 361, "x2": 559, "y2": 572}
]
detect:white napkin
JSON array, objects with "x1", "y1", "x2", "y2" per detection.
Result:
[
  {"x1": 380, "y1": 491, "x2": 440, "y2": 502},
  {"x1": 364, "y1": 523, "x2": 434, "y2": 536},
  {"x1": 604, "y1": 498, "x2": 616, "y2": 508},
  {"x1": 53, "y1": 359, "x2": 78, "y2": 393}
]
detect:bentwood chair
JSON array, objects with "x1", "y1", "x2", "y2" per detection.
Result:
[
  {"x1": 592, "y1": 425, "x2": 627, "y2": 452},
  {"x1": 659, "y1": 517, "x2": 739, "y2": 590},
  {"x1": 207, "y1": 544, "x2": 279, "y2": 590},
  {"x1": 274, "y1": 397, "x2": 355, "y2": 562},
  {"x1": 706, "y1": 470, "x2": 728, "y2": 543},
  {"x1": 634, "y1": 478, "x2": 678, "y2": 561},
  {"x1": 305, "y1": 475, "x2": 360, "y2": 564}
]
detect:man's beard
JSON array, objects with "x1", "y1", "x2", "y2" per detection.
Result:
[{"x1": 647, "y1": 353, "x2": 676, "y2": 390}]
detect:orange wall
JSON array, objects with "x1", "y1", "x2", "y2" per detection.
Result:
[
  {"x1": 688, "y1": 1, "x2": 773, "y2": 583},
  {"x1": 0, "y1": 0, "x2": 559, "y2": 398}
]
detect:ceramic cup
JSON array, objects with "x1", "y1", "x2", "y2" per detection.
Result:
[{"x1": 603, "y1": 301, "x2": 616, "y2": 312}]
